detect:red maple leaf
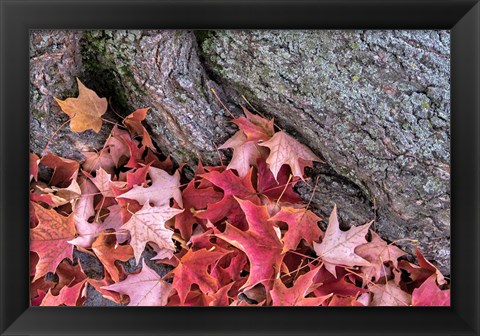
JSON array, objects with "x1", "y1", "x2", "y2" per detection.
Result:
[
  {"x1": 40, "y1": 152, "x2": 79, "y2": 187},
  {"x1": 327, "y1": 295, "x2": 365, "y2": 306},
  {"x1": 30, "y1": 152, "x2": 40, "y2": 182},
  {"x1": 208, "y1": 282, "x2": 235, "y2": 306},
  {"x1": 170, "y1": 248, "x2": 228, "y2": 304},
  {"x1": 256, "y1": 159, "x2": 302, "y2": 204},
  {"x1": 231, "y1": 106, "x2": 275, "y2": 141},
  {"x1": 123, "y1": 108, "x2": 155, "y2": 150},
  {"x1": 167, "y1": 289, "x2": 213, "y2": 307},
  {"x1": 51, "y1": 260, "x2": 87, "y2": 296},
  {"x1": 412, "y1": 274, "x2": 450, "y2": 306},
  {"x1": 214, "y1": 198, "x2": 283, "y2": 290},
  {"x1": 30, "y1": 203, "x2": 76, "y2": 281},
  {"x1": 124, "y1": 163, "x2": 151, "y2": 190},
  {"x1": 174, "y1": 180, "x2": 222, "y2": 241},
  {"x1": 195, "y1": 169, "x2": 259, "y2": 226},
  {"x1": 270, "y1": 266, "x2": 332, "y2": 306},
  {"x1": 414, "y1": 247, "x2": 447, "y2": 285},
  {"x1": 270, "y1": 206, "x2": 323, "y2": 252},
  {"x1": 313, "y1": 266, "x2": 367, "y2": 297},
  {"x1": 40, "y1": 279, "x2": 87, "y2": 306}
]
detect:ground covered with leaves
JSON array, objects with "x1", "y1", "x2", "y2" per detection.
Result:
[{"x1": 29, "y1": 79, "x2": 450, "y2": 306}]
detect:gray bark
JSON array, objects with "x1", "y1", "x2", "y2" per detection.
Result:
[{"x1": 30, "y1": 30, "x2": 450, "y2": 274}]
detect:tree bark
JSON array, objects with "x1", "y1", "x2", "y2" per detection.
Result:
[{"x1": 30, "y1": 30, "x2": 450, "y2": 274}]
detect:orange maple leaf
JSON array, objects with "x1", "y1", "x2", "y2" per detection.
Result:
[{"x1": 54, "y1": 78, "x2": 107, "y2": 133}]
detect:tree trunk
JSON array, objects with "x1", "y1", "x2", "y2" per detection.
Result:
[{"x1": 30, "y1": 30, "x2": 450, "y2": 274}]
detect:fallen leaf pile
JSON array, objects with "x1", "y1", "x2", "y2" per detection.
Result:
[{"x1": 29, "y1": 80, "x2": 450, "y2": 306}]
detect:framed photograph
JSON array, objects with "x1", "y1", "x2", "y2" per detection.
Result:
[{"x1": 1, "y1": 0, "x2": 479, "y2": 335}]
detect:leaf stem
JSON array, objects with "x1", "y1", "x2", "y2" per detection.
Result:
[
  {"x1": 210, "y1": 87, "x2": 236, "y2": 119},
  {"x1": 275, "y1": 174, "x2": 292, "y2": 207},
  {"x1": 42, "y1": 116, "x2": 74, "y2": 157}
]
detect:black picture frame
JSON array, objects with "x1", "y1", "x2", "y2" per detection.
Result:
[{"x1": 1, "y1": 0, "x2": 479, "y2": 335}]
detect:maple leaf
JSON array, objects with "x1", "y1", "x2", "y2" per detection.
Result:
[
  {"x1": 270, "y1": 266, "x2": 332, "y2": 306},
  {"x1": 35, "y1": 179, "x2": 82, "y2": 208},
  {"x1": 41, "y1": 279, "x2": 87, "y2": 306},
  {"x1": 414, "y1": 247, "x2": 447, "y2": 286},
  {"x1": 30, "y1": 203, "x2": 76, "y2": 281},
  {"x1": 123, "y1": 137, "x2": 146, "y2": 169},
  {"x1": 102, "y1": 262, "x2": 172, "y2": 306},
  {"x1": 210, "y1": 249, "x2": 248, "y2": 286},
  {"x1": 30, "y1": 252, "x2": 40, "y2": 277},
  {"x1": 111, "y1": 184, "x2": 142, "y2": 224},
  {"x1": 30, "y1": 152, "x2": 40, "y2": 182},
  {"x1": 67, "y1": 180, "x2": 104, "y2": 248},
  {"x1": 123, "y1": 108, "x2": 155, "y2": 149},
  {"x1": 313, "y1": 205, "x2": 371, "y2": 276},
  {"x1": 313, "y1": 266, "x2": 367, "y2": 297},
  {"x1": 397, "y1": 248, "x2": 448, "y2": 293},
  {"x1": 30, "y1": 96, "x2": 450, "y2": 307},
  {"x1": 88, "y1": 167, "x2": 126, "y2": 198},
  {"x1": 117, "y1": 167, "x2": 183, "y2": 208},
  {"x1": 208, "y1": 282, "x2": 235, "y2": 306},
  {"x1": 174, "y1": 180, "x2": 223, "y2": 241},
  {"x1": 29, "y1": 193, "x2": 56, "y2": 209},
  {"x1": 327, "y1": 295, "x2": 365, "y2": 306},
  {"x1": 170, "y1": 248, "x2": 227, "y2": 304},
  {"x1": 102, "y1": 204, "x2": 128, "y2": 243},
  {"x1": 144, "y1": 151, "x2": 174, "y2": 172},
  {"x1": 270, "y1": 206, "x2": 323, "y2": 252},
  {"x1": 355, "y1": 231, "x2": 406, "y2": 282},
  {"x1": 412, "y1": 274, "x2": 450, "y2": 306},
  {"x1": 31, "y1": 290, "x2": 47, "y2": 306},
  {"x1": 103, "y1": 204, "x2": 127, "y2": 244},
  {"x1": 88, "y1": 271, "x2": 128, "y2": 304},
  {"x1": 195, "y1": 169, "x2": 259, "y2": 225},
  {"x1": 121, "y1": 202, "x2": 183, "y2": 263},
  {"x1": 30, "y1": 276, "x2": 55, "y2": 303},
  {"x1": 92, "y1": 231, "x2": 133, "y2": 283},
  {"x1": 82, "y1": 149, "x2": 116, "y2": 174},
  {"x1": 256, "y1": 159, "x2": 302, "y2": 204},
  {"x1": 219, "y1": 131, "x2": 269, "y2": 178},
  {"x1": 167, "y1": 289, "x2": 214, "y2": 307},
  {"x1": 369, "y1": 281, "x2": 412, "y2": 306},
  {"x1": 54, "y1": 78, "x2": 107, "y2": 133},
  {"x1": 104, "y1": 125, "x2": 131, "y2": 166},
  {"x1": 50, "y1": 260, "x2": 87, "y2": 296},
  {"x1": 40, "y1": 152, "x2": 79, "y2": 187},
  {"x1": 259, "y1": 131, "x2": 321, "y2": 180},
  {"x1": 124, "y1": 164, "x2": 151, "y2": 189},
  {"x1": 232, "y1": 106, "x2": 275, "y2": 141},
  {"x1": 214, "y1": 198, "x2": 283, "y2": 290}
]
